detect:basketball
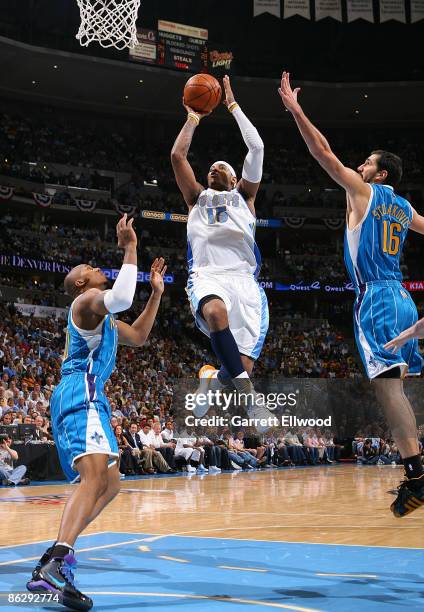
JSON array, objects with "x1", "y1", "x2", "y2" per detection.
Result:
[{"x1": 183, "y1": 73, "x2": 222, "y2": 114}]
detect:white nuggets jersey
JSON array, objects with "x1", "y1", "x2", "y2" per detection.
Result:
[{"x1": 187, "y1": 188, "x2": 261, "y2": 277}]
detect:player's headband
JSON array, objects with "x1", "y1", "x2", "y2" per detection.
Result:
[{"x1": 212, "y1": 161, "x2": 237, "y2": 178}]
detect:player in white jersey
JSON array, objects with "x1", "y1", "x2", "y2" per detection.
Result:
[{"x1": 171, "y1": 76, "x2": 271, "y2": 427}]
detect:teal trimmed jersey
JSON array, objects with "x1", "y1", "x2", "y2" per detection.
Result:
[
  {"x1": 61, "y1": 300, "x2": 118, "y2": 381},
  {"x1": 50, "y1": 298, "x2": 119, "y2": 480},
  {"x1": 344, "y1": 183, "x2": 422, "y2": 379},
  {"x1": 344, "y1": 184, "x2": 413, "y2": 286}
]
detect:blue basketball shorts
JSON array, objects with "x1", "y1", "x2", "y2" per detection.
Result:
[
  {"x1": 353, "y1": 280, "x2": 423, "y2": 379},
  {"x1": 50, "y1": 373, "x2": 119, "y2": 481}
]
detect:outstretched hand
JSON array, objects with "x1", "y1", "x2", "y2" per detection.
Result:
[
  {"x1": 116, "y1": 214, "x2": 137, "y2": 249},
  {"x1": 150, "y1": 257, "x2": 167, "y2": 295},
  {"x1": 222, "y1": 75, "x2": 235, "y2": 108},
  {"x1": 278, "y1": 71, "x2": 302, "y2": 114},
  {"x1": 384, "y1": 317, "x2": 424, "y2": 353},
  {"x1": 182, "y1": 97, "x2": 211, "y2": 120}
]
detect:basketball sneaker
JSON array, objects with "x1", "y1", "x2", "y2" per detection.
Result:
[
  {"x1": 192, "y1": 365, "x2": 233, "y2": 418},
  {"x1": 236, "y1": 383, "x2": 276, "y2": 434},
  {"x1": 31, "y1": 544, "x2": 55, "y2": 579},
  {"x1": 27, "y1": 553, "x2": 93, "y2": 611},
  {"x1": 390, "y1": 474, "x2": 424, "y2": 517}
]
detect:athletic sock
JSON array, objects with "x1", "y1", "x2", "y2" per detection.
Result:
[
  {"x1": 210, "y1": 327, "x2": 245, "y2": 378},
  {"x1": 403, "y1": 454, "x2": 424, "y2": 487},
  {"x1": 217, "y1": 366, "x2": 231, "y2": 384},
  {"x1": 403, "y1": 454, "x2": 424, "y2": 479},
  {"x1": 51, "y1": 542, "x2": 74, "y2": 560}
]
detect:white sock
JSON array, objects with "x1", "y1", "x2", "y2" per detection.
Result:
[
  {"x1": 56, "y1": 541, "x2": 74, "y2": 551},
  {"x1": 235, "y1": 371, "x2": 249, "y2": 379}
]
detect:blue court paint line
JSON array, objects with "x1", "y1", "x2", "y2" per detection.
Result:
[{"x1": 0, "y1": 532, "x2": 423, "y2": 611}]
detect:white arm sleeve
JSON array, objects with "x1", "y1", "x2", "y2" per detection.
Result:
[
  {"x1": 103, "y1": 263, "x2": 137, "y2": 313},
  {"x1": 231, "y1": 105, "x2": 264, "y2": 183}
]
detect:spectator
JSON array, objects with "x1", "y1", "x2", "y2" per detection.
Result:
[
  {"x1": 138, "y1": 423, "x2": 174, "y2": 474},
  {"x1": 174, "y1": 434, "x2": 202, "y2": 473},
  {"x1": 115, "y1": 424, "x2": 137, "y2": 476},
  {"x1": 34, "y1": 415, "x2": 52, "y2": 441},
  {"x1": 150, "y1": 422, "x2": 176, "y2": 471},
  {"x1": 357, "y1": 439, "x2": 379, "y2": 465},
  {"x1": 0, "y1": 435, "x2": 29, "y2": 486},
  {"x1": 283, "y1": 430, "x2": 307, "y2": 464},
  {"x1": 161, "y1": 420, "x2": 176, "y2": 443},
  {"x1": 303, "y1": 430, "x2": 320, "y2": 465},
  {"x1": 124, "y1": 421, "x2": 153, "y2": 475},
  {"x1": 227, "y1": 433, "x2": 259, "y2": 468}
]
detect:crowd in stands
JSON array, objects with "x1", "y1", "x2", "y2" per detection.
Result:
[
  {"x1": 0, "y1": 212, "x2": 420, "y2": 288},
  {"x1": 0, "y1": 204, "x2": 419, "y2": 384},
  {"x1": 1, "y1": 104, "x2": 424, "y2": 482},
  {"x1": 0, "y1": 287, "x2": 423, "y2": 481},
  {"x1": 109, "y1": 419, "x2": 342, "y2": 476},
  {"x1": 354, "y1": 438, "x2": 404, "y2": 466},
  {"x1": 0, "y1": 214, "x2": 190, "y2": 279},
  {"x1": 256, "y1": 320, "x2": 360, "y2": 378},
  {"x1": 0, "y1": 108, "x2": 132, "y2": 173},
  {"x1": 1, "y1": 105, "x2": 424, "y2": 211},
  {"x1": 0, "y1": 294, "x2": 354, "y2": 478},
  {"x1": 0, "y1": 275, "x2": 61, "y2": 307}
]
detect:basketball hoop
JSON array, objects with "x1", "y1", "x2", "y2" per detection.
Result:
[{"x1": 76, "y1": 0, "x2": 141, "y2": 50}]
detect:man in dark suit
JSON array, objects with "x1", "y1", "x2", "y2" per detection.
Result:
[
  {"x1": 124, "y1": 422, "x2": 154, "y2": 474},
  {"x1": 125, "y1": 422, "x2": 175, "y2": 474},
  {"x1": 125, "y1": 422, "x2": 144, "y2": 451},
  {"x1": 34, "y1": 416, "x2": 53, "y2": 441}
]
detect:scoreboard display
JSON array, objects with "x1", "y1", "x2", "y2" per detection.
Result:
[{"x1": 157, "y1": 20, "x2": 208, "y2": 72}]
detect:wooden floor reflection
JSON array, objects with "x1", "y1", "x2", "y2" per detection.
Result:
[{"x1": 1, "y1": 465, "x2": 423, "y2": 549}]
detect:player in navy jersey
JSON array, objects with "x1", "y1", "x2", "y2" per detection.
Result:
[
  {"x1": 26, "y1": 215, "x2": 166, "y2": 610},
  {"x1": 171, "y1": 75, "x2": 272, "y2": 428},
  {"x1": 279, "y1": 71, "x2": 424, "y2": 516}
]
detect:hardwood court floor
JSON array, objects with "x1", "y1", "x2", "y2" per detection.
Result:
[{"x1": 1, "y1": 465, "x2": 423, "y2": 549}]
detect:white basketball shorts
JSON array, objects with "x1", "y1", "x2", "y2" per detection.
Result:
[{"x1": 186, "y1": 271, "x2": 269, "y2": 360}]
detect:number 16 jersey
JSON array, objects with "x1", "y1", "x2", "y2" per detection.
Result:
[
  {"x1": 187, "y1": 188, "x2": 262, "y2": 278},
  {"x1": 343, "y1": 183, "x2": 421, "y2": 379},
  {"x1": 344, "y1": 183, "x2": 413, "y2": 286}
]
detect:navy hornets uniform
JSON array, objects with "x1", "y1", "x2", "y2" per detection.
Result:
[
  {"x1": 345, "y1": 183, "x2": 423, "y2": 378},
  {"x1": 50, "y1": 298, "x2": 119, "y2": 480}
]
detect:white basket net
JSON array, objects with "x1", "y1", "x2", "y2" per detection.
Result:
[{"x1": 76, "y1": 0, "x2": 141, "y2": 50}]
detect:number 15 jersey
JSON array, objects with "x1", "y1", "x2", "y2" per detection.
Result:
[
  {"x1": 187, "y1": 188, "x2": 262, "y2": 278},
  {"x1": 344, "y1": 184, "x2": 413, "y2": 286}
]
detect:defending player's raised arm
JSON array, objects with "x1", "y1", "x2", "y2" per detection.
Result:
[
  {"x1": 117, "y1": 258, "x2": 166, "y2": 347},
  {"x1": 278, "y1": 72, "x2": 370, "y2": 200},
  {"x1": 73, "y1": 214, "x2": 138, "y2": 319},
  {"x1": 223, "y1": 76, "x2": 264, "y2": 212},
  {"x1": 170, "y1": 100, "x2": 207, "y2": 209}
]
